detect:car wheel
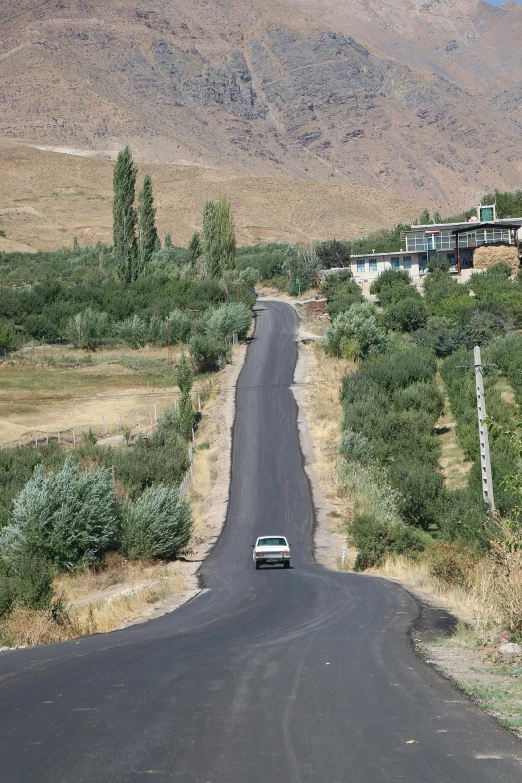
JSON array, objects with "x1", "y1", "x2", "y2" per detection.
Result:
[
  {"x1": 284, "y1": 560, "x2": 290, "y2": 569},
  {"x1": 255, "y1": 561, "x2": 260, "y2": 570}
]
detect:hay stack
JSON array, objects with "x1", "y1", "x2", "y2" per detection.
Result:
[{"x1": 473, "y1": 244, "x2": 519, "y2": 274}]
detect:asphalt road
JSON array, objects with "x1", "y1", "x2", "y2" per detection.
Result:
[{"x1": 0, "y1": 300, "x2": 521, "y2": 782}]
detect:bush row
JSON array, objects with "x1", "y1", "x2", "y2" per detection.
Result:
[{"x1": 0, "y1": 398, "x2": 196, "y2": 617}]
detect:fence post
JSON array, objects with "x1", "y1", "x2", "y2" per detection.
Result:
[
  {"x1": 73, "y1": 426, "x2": 76, "y2": 446},
  {"x1": 119, "y1": 413, "x2": 122, "y2": 431},
  {"x1": 46, "y1": 430, "x2": 49, "y2": 446},
  {"x1": 35, "y1": 436, "x2": 38, "y2": 449},
  {"x1": 58, "y1": 429, "x2": 61, "y2": 445},
  {"x1": 198, "y1": 394, "x2": 201, "y2": 412},
  {"x1": 88, "y1": 421, "x2": 91, "y2": 436}
]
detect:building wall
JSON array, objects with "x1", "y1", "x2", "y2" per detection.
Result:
[{"x1": 350, "y1": 253, "x2": 423, "y2": 282}]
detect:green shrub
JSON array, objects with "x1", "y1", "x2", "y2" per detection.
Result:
[
  {"x1": 1, "y1": 458, "x2": 119, "y2": 570},
  {"x1": 317, "y1": 239, "x2": 351, "y2": 269},
  {"x1": 204, "y1": 302, "x2": 252, "y2": 341},
  {"x1": 382, "y1": 298, "x2": 427, "y2": 332},
  {"x1": 122, "y1": 484, "x2": 193, "y2": 559},
  {"x1": 67, "y1": 308, "x2": 110, "y2": 350},
  {"x1": 387, "y1": 461, "x2": 444, "y2": 530},
  {"x1": 188, "y1": 333, "x2": 226, "y2": 372},
  {"x1": 370, "y1": 269, "x2": 419, "y2": 305},
  {"x1": 437, "y1": 487, "x2": 488, "y2": 549},
  {"x1": 413, "y1": 316, "x2": 466, "y2": 357},
  {"x1": 339, "y1": 429, "x2": 374, "y2": 464},
  {"x1": 324, "y1": 302, "x2": 386, "y2": 358},
  {"x1": 0, "y1": 319, "x2": 18, "y2": 354},
  {"x1": 357, "y1": 341, "x2": 436, "y2": 394},
  {"x1": 338, "y1": 459, "x2": 402, "y2": 528},
  {"x1": 350, "y1": 514, "x2": 427, "y2": 571},
  {"x1": 107, "y1": 426, "x2": 189, "y2": 494},
  {"x1": 392, "y1": 381, "x2": 444, "y2": 420},
  {"x1": 283, "y1": 244, "x2": 319, "y2": 296}
]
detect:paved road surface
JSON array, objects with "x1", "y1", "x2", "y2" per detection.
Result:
[{"x1": 0, "y1": 301, "x2": 521, "y2": 782}]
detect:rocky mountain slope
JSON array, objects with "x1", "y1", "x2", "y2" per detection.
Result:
[{"x1": 1, "y1": 0, "x2": 522, "y2": 213}]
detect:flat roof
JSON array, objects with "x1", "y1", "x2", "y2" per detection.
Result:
[
  {"x1": 410, "y1": 218, "x2": 522, "y2": 231},
  {"x1": 350, "y1": 252, "x2": 412, "y2": 259}
]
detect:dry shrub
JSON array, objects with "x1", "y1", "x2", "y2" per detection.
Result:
[
  {"x1": 425, "y1": 542, "x2": 479, "y2": 588},
  {"x1": 0, "y1": 605, "x2": 70, "y2": 647}
]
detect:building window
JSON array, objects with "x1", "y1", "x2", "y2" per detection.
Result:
[
  {"x1": 369, "y1": 258, "x2": 377, "y2": 272},
  {"x1": 402, "y1": 256, "x2": 411, "y2": 269},
  {"x1": 357, "y1": 261, "x2": 365, "y2": 273},
  {"x1": 391, "y1": 258, "x2": 400, "y2": 270}
]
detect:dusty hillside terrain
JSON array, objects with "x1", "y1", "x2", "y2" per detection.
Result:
[
  {"x1": 1, "y1": 0, "x2": 522, "y2": 212},
  {"x1": 0, "y1": 141, "x2": 416, "y2": 250}
]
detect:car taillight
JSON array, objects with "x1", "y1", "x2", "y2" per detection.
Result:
[
  {"x1": 283, "y1": 550, "x2": 290, "y2": 556},
  {"x1": 255, "y1": 551, "x2": 263, "y2": 557}
]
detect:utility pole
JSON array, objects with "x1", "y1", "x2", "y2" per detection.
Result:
[
  {"x1": 474, "y1": 346, "x2": 495, "y2": 513},
  {"x1": 457, "y1": 346, "x2": 495, "y2": 513}
]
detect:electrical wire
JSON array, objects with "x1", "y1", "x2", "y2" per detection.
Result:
[{"x1": 0, "y1": 378, "x2": 345, "y2": 404}]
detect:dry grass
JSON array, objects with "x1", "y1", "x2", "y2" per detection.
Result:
[
  {"x1": 0, "y1": 606, "x2": 71, "y2": 647},
  {"x1": 299, "y1": 341, "x2": 355, "y2": 518},
  {"x1": 436, "y1": 401, "x2": 473, "y2": 491},
  {"x1": 496, "y1": 376, "x2": 516, "y2": 409},
  {"x1": 371, "y1": 554, "x2": 499, "y2": 632},
  {"x1": 0, "y1": 344, "x2": 190, "y2": 446},
  {"x1": 0, "y1": 140, "x2": 416, "y2": 251}
]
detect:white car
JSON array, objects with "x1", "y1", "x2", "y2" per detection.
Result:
[{"x1": 252, "y1": 536, "x2": 291, "y2": 570}]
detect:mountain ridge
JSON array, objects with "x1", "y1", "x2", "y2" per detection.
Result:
[{"x1": 1, "y1": 0, "x2": 522, "y2": 212}]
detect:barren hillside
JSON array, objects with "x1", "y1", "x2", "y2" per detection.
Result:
[
  {"x1": 1, "y1": 0, "x2": 522, "y2": 213},
  {"x1": 0, "y1": 141, "x2": 416, "y2": 251}
]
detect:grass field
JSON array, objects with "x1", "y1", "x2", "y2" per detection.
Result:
[{"x1": 0, "y1": 344, "x2": 221, "y2": 447}]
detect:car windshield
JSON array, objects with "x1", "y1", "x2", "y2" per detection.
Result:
[{"x1": 258, "y1": 537, "x2": 287, "y2": 547}]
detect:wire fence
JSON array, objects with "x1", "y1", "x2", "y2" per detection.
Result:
[{"x1": 0, "y1": 396, "x2": 203, "y2": 496}]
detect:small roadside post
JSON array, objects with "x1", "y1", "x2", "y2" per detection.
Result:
[{"x1": 341, "y1": 548, "x2": 346, "y2": 566}]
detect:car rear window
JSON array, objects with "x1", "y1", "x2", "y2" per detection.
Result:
[{"x1": 258, "y1": 537, "x2": 287, "y2": 546}]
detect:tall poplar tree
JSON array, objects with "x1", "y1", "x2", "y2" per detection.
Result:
[
  {"x1": 137, "y1": 174, "x2": 158, "y2": 276},
  {"x1": 202, "y1": 201, "x2": 220, "y2": 278},
  {"x1": 113, "y1": 147, "x2": 137, "y2": 283},
  {"x1": 201, "y1": 198, "x2": 236, "y2": 278},
  {"x1": 215, "y1": 198, "x2": 236, "y2": 271}
]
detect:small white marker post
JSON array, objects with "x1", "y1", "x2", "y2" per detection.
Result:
[{"x1": 341, "y1": 548, "x2": 346, "y2": 566}]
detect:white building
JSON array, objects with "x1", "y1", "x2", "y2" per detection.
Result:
[{"x1": 349, "y1": 251, "x2": 424, "y2": 282}]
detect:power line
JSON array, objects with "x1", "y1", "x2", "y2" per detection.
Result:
[{"x1": 0, "y1": 378, "x2": 345, "y2": 405}]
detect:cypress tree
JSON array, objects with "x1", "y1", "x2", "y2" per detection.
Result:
[
  {"x1": 113, "y1": 147, "x2": 137, "y2": 283},
  {"x1": 137, "y1": 174, "x2": 159, "y2": 276}
]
